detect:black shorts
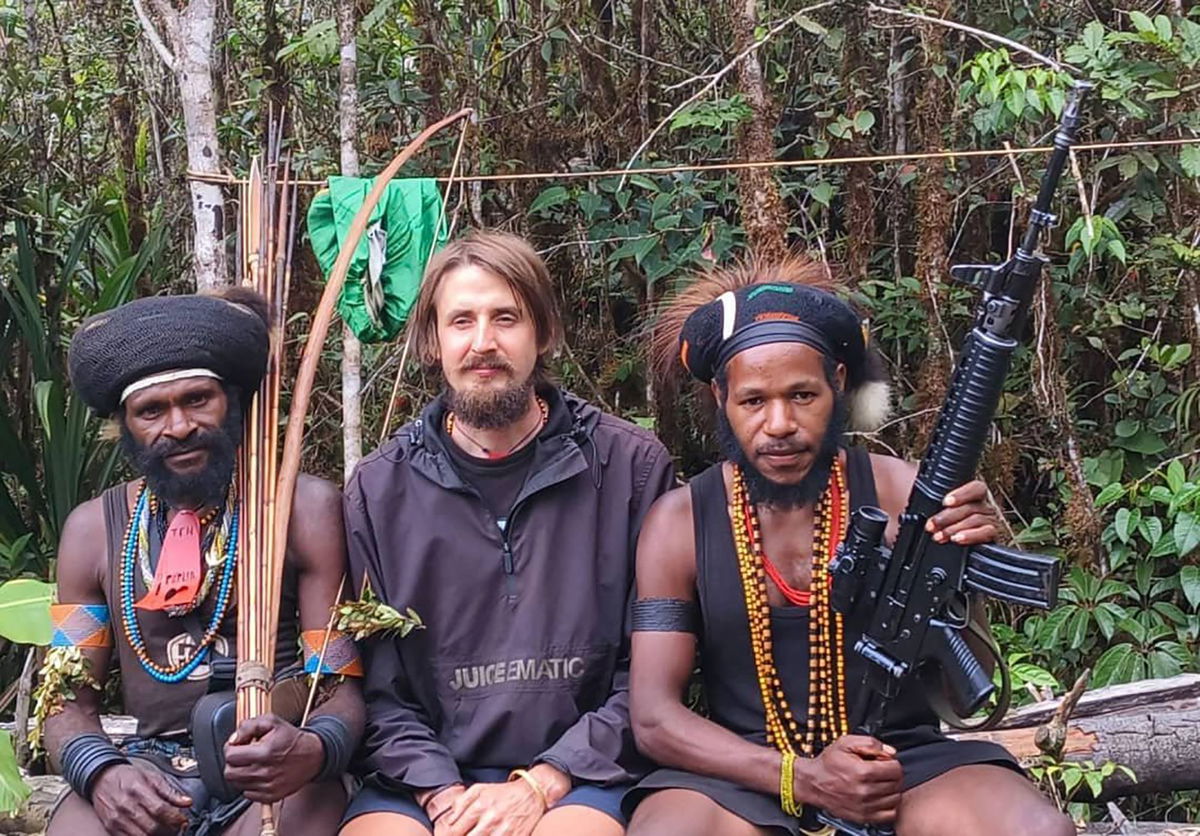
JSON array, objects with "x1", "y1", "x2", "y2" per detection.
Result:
[
  {"x1": 344, "y1": 767, "x2": 629, "y2": 832},
  {"x1": 623, "y1": 737, "x2": 1020, "y2": 835}
]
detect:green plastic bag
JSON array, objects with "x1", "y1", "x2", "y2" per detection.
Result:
[{"x1": 307, "y1": 176, "x2": 447, "y2": 343}]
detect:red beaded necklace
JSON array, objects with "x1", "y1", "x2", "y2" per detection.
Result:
[{"x1": 731, "y1": 458, "x2": 850, "y2": 756}]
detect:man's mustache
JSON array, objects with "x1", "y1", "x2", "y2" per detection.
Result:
[
  {"x1": 463, "y1": 356, "x2": 513, "y2": 373},
  {"x1": 756, "y1": 443, "x2": 810, "y2": 456},
  {"x1": 147, "y1": 431, "x2": 221, "y2": 460}
]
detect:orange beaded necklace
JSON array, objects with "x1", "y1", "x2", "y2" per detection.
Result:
[{"x1": 731, "y1": 458, "x2": 850, "y2": 757}]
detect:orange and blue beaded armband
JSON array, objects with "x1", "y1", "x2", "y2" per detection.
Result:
[
  {"x1": 301, "y1": 629, "x2": 363, "y2": 676},
  {"x1": 51, "y1": 604, "x2": 113, "y2": 649}
]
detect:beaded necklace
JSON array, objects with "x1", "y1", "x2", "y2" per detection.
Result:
[
  {"x1": 119, "y1": 481, "x2": 239, "y2": 683},
  {"x1": 731, "y1": 459, "x2": 850, "y2": 757},
  {"x1": 137, "y1": 494, "x2": 232, "y2": 614},
  {"x1": 446, "y1": 397, "x2": 548, "y2": 459}
]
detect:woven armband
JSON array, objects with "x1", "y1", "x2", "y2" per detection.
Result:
[
  {"x1": 301, "y1": 629, "x2": 363, "y2": 677},
  {"x1": 630, "y1": 598, "x2": 700, "y2": 633},
  {"x1": 51, "y1": 604, "x2": 112, "y2": 648},
  {"x1": 303, "y1": 715, "x2": 354, "y2": 783},
  {"x1": 60, "y1": 733, "x2": 128, "y2": 801}
]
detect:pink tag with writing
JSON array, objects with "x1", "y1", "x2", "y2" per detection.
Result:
[{"x1": 136, "y1": 509, "x2": 203, "y2": 612}]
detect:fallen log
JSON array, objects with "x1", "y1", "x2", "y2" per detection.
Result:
[{"x1": 952, "y1": 674, "x2": 1200, "y2": 801}]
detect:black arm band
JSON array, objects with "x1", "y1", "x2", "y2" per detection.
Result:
[
  {"x1": 304, "y1": 715, "x2": 354, "y2": 783},
  {"x1": 60, "y1": 733, "x2": 129, "y2": 801},
  {"x1": 631, "y1": 598, "x2": 700, "y2": 633}
]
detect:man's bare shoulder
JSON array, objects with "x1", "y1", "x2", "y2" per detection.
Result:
[
  {"x1": 56, "y1": 492, "x2": 113, "y2": 597},
  {"x1": 292, "y1": 472, "x2": 341, "y2": 516},
  {"x1": 286, "y1": 473, "x2": 345, "y2": 572},
  {"x1": 866, "y1": 452, "x2": 919, "y2": 516},
  {"x1": 645, "y1": 482, "x2": 695, "y2": 530},
  {"x1": 638, "y1": 482, "x2": 698, "y2": 593}
]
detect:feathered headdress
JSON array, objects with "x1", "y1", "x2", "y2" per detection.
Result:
[{"x1": 651, "y1": 255, "x2": 891, "y2": 432}]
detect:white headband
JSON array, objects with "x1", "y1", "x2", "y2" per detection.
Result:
[{"x1": 120, "y1": 369, "x2": 222, "y2": 404}]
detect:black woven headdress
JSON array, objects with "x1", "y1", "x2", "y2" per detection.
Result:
[
  {"x1": 69, "y1": 294, "x2": 269, "y2": 416},
  {"x1": 679, "y1": 282, "x2": 891, "y2": 430}
]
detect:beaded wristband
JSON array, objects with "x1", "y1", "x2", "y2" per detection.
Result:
[
  {"x1": 779, "y1": 750, "x2": 801, "y2": 817},
  {"x1": 60, "y1": 733, "x2": 128, "y2": 801},
  {"x1": 508, "y1": 768, "x2": 549, "y2": 810},
  {"x1": 303, "y1": 715, "x2": 354, "y2": 783}
]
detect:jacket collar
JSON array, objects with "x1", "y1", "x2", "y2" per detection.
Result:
[{"x1": 403, "y1": 384, "x2": 602, "y2": 496}]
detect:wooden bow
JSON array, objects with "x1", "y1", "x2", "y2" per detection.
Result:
[{"x1": 268, "y1": 107, "x2": 474, "y2": 631}]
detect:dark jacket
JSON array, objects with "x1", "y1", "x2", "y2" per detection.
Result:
[{"x1": 344, "y1": 387, "x2": 675, "y2": 791}]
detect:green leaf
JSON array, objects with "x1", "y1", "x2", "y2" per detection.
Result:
[
  {"x1": 1092, "y1": 643, "x2": 1136, "y2": 686},
  {"x1": 1083, "y1": 770, "x2": 1105, "y2": 799},
  {"x1": 629, "y1": 174, "x2": 659, "y2": 192},
  {"x1": 1155, "y1": 14, "x2": 1173, "y2": 43},
  {"x1": 1067, "y1": 608, "x2": 1091, "y2": 649},
  {"x1": 0, "y1": 730, "x2": 30, "y2": 815},
  {"x1": 1115, "y1": 430, "x2": 1168, "y2": 456},
  {"x1": 529, "y1": 185, "x2": 570, "y2": 215},
  {"x1": 810, "y1": 181, "x2": 835, "y2": 208},
  {"x1": 795, "y1": 15, "x2": 827, "y2": 36},
  {"x1": 1129, "y1": 10, "x2": 1156, "y2": 34},
  {"x1": 1181, "y1": 145, "x2": 1200, "y2": 179},
  {"x1": 0, "y1": 579, "x2": 53, "y2": 645},
  {"x1": 1175, "y1": 511, "x2": 1200, "y2": 557},
  {"x1": 576, "y1": 191, "x2": 605, "y2": 221},
  {"x1": 1107, "y1": 239, "x2": 1127, "y2": 264},
  {"x1": 1115, "y1": 508, "x2": 1134, "y2": 543},
  {"x1": 852, "y1": 110, "x2": 876, "y2": 133},
  {"x1": 1114, "y1": 418, "x2": 1140, "y2": 438},
  {"x1": 1167, "y1": 460, "x2": 1188, "y2": 493},
  {"x1": 1180, "y1": 563, "x2": 1200, "y2": 609},
  {"x1": 1139, "y1": 515, "x2": 1164, "y2": 547},
  {"x1": 1095, "y1": 483, "x2": 1125, "y2": 507}
]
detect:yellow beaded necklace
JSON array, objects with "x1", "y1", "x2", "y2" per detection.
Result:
[{"x1": 730, "y1": 458, "x2": 851, "y2": 758}]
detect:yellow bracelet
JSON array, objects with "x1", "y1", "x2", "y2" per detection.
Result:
[
  {"x1": 780, "y1": 750, "x2": 802, "y2": 817},
  {"x1": 508, "y1": 768, "x2": 550, "y2": 810}
]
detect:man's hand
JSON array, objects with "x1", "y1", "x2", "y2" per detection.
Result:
[
  {"x1": 796, "y1": 735, "x2": 903, "y2": 825},
  {"x1": 926, "y1": 479, "x2": 999, "y2": 546},
  {"x1": 435, "y1": 764, "x2": 569, "y2": 836},
  {"x1": 90, "y1": 761, "x2": 192, "y2": 836},
  {"x1": 223, "y1": 713, "x2": 325, "y2": 803}
]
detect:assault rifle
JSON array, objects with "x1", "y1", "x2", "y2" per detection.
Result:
[{"x1": 817, "y1": 80, "x2": 1092, "y2": 836}]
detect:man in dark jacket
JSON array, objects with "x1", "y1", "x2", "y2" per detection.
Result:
[{"x1": 339, "y1": 230, "x2": 676, "y2": 836}]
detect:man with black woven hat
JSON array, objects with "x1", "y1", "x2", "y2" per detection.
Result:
[
  {"x1": 43, "y1": 289, "x2": 364, "y2": 836},
  {"x1": 623, "y1": 259, "x2": 1073, "y2": 836}
]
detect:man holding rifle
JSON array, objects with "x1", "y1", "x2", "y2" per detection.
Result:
[{"x1": 623, "y1": 261, "x2": 1073, "y2": 836}]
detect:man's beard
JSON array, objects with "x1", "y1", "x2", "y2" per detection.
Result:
[
  {"x1": 446, "y1": 356, "x2": 535, "y2": 429},
  {"x1": 716, "y1": 395, "x2": 846, "y2": 509},
  {"x1": 119, "y1": 398, "x2": 241, "y2": 509}
]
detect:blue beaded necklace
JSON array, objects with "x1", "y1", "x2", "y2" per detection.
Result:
[{"x1": 119, "y1": 483, "x2": 239, "y2": 683}]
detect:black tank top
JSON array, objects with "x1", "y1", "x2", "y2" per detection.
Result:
[
  {"x1": 101, "y1": 484, "x2": 301, "y2": 738},
  {"x1": 691, "y1": 448, "x2": 941, "y2": 748}
]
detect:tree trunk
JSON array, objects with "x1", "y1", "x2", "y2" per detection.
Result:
[
  {"x1": 952, "y1": 674, "x2": 1200, "y2": 802},
  {"x1": 133, "y1": 0, "x2": 227, "y2": 290},
  {"x1": 725, "y1": 0, "x2": 787, "y2": 263},
  {"x1": 839, "y1": 7, "x2": 874, "y2": 285},
  {"x1": 910, "y1": 2, "x2": 955, "y2": 446},
  {"x1": 337, "y1": 0, "x2": 363, "y2": 481},
  {"x1": 176, "y1": 2, "x2": 226, "y2": 290}
]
